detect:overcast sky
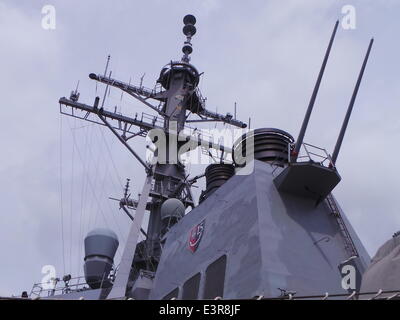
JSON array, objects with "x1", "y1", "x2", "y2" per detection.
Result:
[{"x1": 1, "y1": 0, "x2": 400, "y2": 296}]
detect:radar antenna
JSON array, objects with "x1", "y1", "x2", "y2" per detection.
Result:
[
  {"x1": 182, "y1": 14, "x2": 196, "y2": 62},
  {"x1": 57, "y1": 14, "x2": 248, "y2": 299}
]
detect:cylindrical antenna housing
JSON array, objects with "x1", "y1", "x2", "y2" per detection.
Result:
[
  {"x1": 83, "y1": 228, "x2": 119, "y2": 289},
  {"x1": 199, "y1": 164, "x2": 235, "y2": 203},
  {"x1": 233, "y1": 128, "x2": 294, "y2": 167}
]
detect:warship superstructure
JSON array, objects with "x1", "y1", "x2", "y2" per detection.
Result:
[{"x1": 21, "y1": 15, "x2": 400, "y2": 300}]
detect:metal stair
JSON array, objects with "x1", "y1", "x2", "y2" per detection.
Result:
[{"x1": 326, "y1": 193, "x2": 359, "y2": 258}]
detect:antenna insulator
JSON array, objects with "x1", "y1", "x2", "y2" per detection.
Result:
[
  {"x1": 183, "y1": 14, "x2": 196, "y2": 26},
  {"x1": 182, "y1": 43, "x2": 193, "y2": 54},
  {"x1": 183, "y1": 24, "x2": 196, "y2": 36}
]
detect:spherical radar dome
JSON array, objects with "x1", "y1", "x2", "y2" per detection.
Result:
[{"x1": 160, "y1": 198, "x2": 185, "y2": 220}]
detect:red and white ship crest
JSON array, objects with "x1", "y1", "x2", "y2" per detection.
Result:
[{"x1": 188, "y1": 220, "x2": 205, "y2": 253}]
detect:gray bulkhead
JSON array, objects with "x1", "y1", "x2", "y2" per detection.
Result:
[{"x1": 150, "y1": 160, "x2": 370, "y2": 299}]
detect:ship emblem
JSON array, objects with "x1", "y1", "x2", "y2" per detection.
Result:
[{"x1": 188, "y1": 220, "x2": 205, "y2": 253}]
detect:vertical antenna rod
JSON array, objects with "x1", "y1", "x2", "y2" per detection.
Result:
[
  {"x1": 234, "y1": 102, "x2": 237, "y2": 120},
  {"x1": 293, "y1": 20, "x2": 339, "y2": 160},
  {"x1": 182, "y1": 14, "x2": 196, "y2": 62},
  {"x1": 331, "y1": 38, "x2": 374, "y2": 164},
  {"x1": 104, "y1": 55, "x2": 111, "y2": 77},
  {"x1": 74, "y1": 80, "x2": 80, "y2": 93}
]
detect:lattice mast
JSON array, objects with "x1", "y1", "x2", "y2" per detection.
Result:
[{"x1": 58, "y1": 14, "x2": 247, "y2": 287}]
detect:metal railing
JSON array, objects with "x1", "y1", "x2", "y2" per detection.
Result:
[
  {"x1": 251, "y1": 288, "x2": 400, "y2": 300},
  {"x1": 29, "y1": 273, "x2": 115, "y2": 298},
  {"x1": 293, "y1": 142, "x2": 335, "y2": 168},
  {"x1": 8, "y1": 286, "x2": 400, "y2": 300}
]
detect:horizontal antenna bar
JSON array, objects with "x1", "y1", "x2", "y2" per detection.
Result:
[
  {"x1": 60, "y1": 97, "x2": 157, "y2": 131},
  {"x1": 196, "y1": 108, "x2": 247, "y2": 128},
  {"x1": 90, "y1": 73, "x2": 247, "y2": 128},
  {"x1": 89, "y1": 73, "x2": 163, "y2": 115},
  {"x1": 59, "y1": 97, "x2": 232, "y2": 154},
  {"x1": 98, "y1": 112, "x2": 151, "y2": 171}
]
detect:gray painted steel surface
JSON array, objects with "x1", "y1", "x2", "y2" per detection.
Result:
[
  {"x1": 45, "y1": 14, "x2": 382, "y2": 301},
  {"x1": 361, "y1": 235, "x2": 400, "y2": 293},
  {"x1": 150, "y1": 160, "x2": 370, "y2": 299}
]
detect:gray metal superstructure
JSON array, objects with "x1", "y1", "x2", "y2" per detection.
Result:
[
  {"x1": 23, "y1": 14, "x2": 399, "y2": 301},
  {"x1": 150, "y1": 160, "x2": 370, "y2": 299}
]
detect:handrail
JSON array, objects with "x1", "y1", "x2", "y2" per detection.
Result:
[{"x1": 294, "y1": 142, "x2": 334, "y2": 168}]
